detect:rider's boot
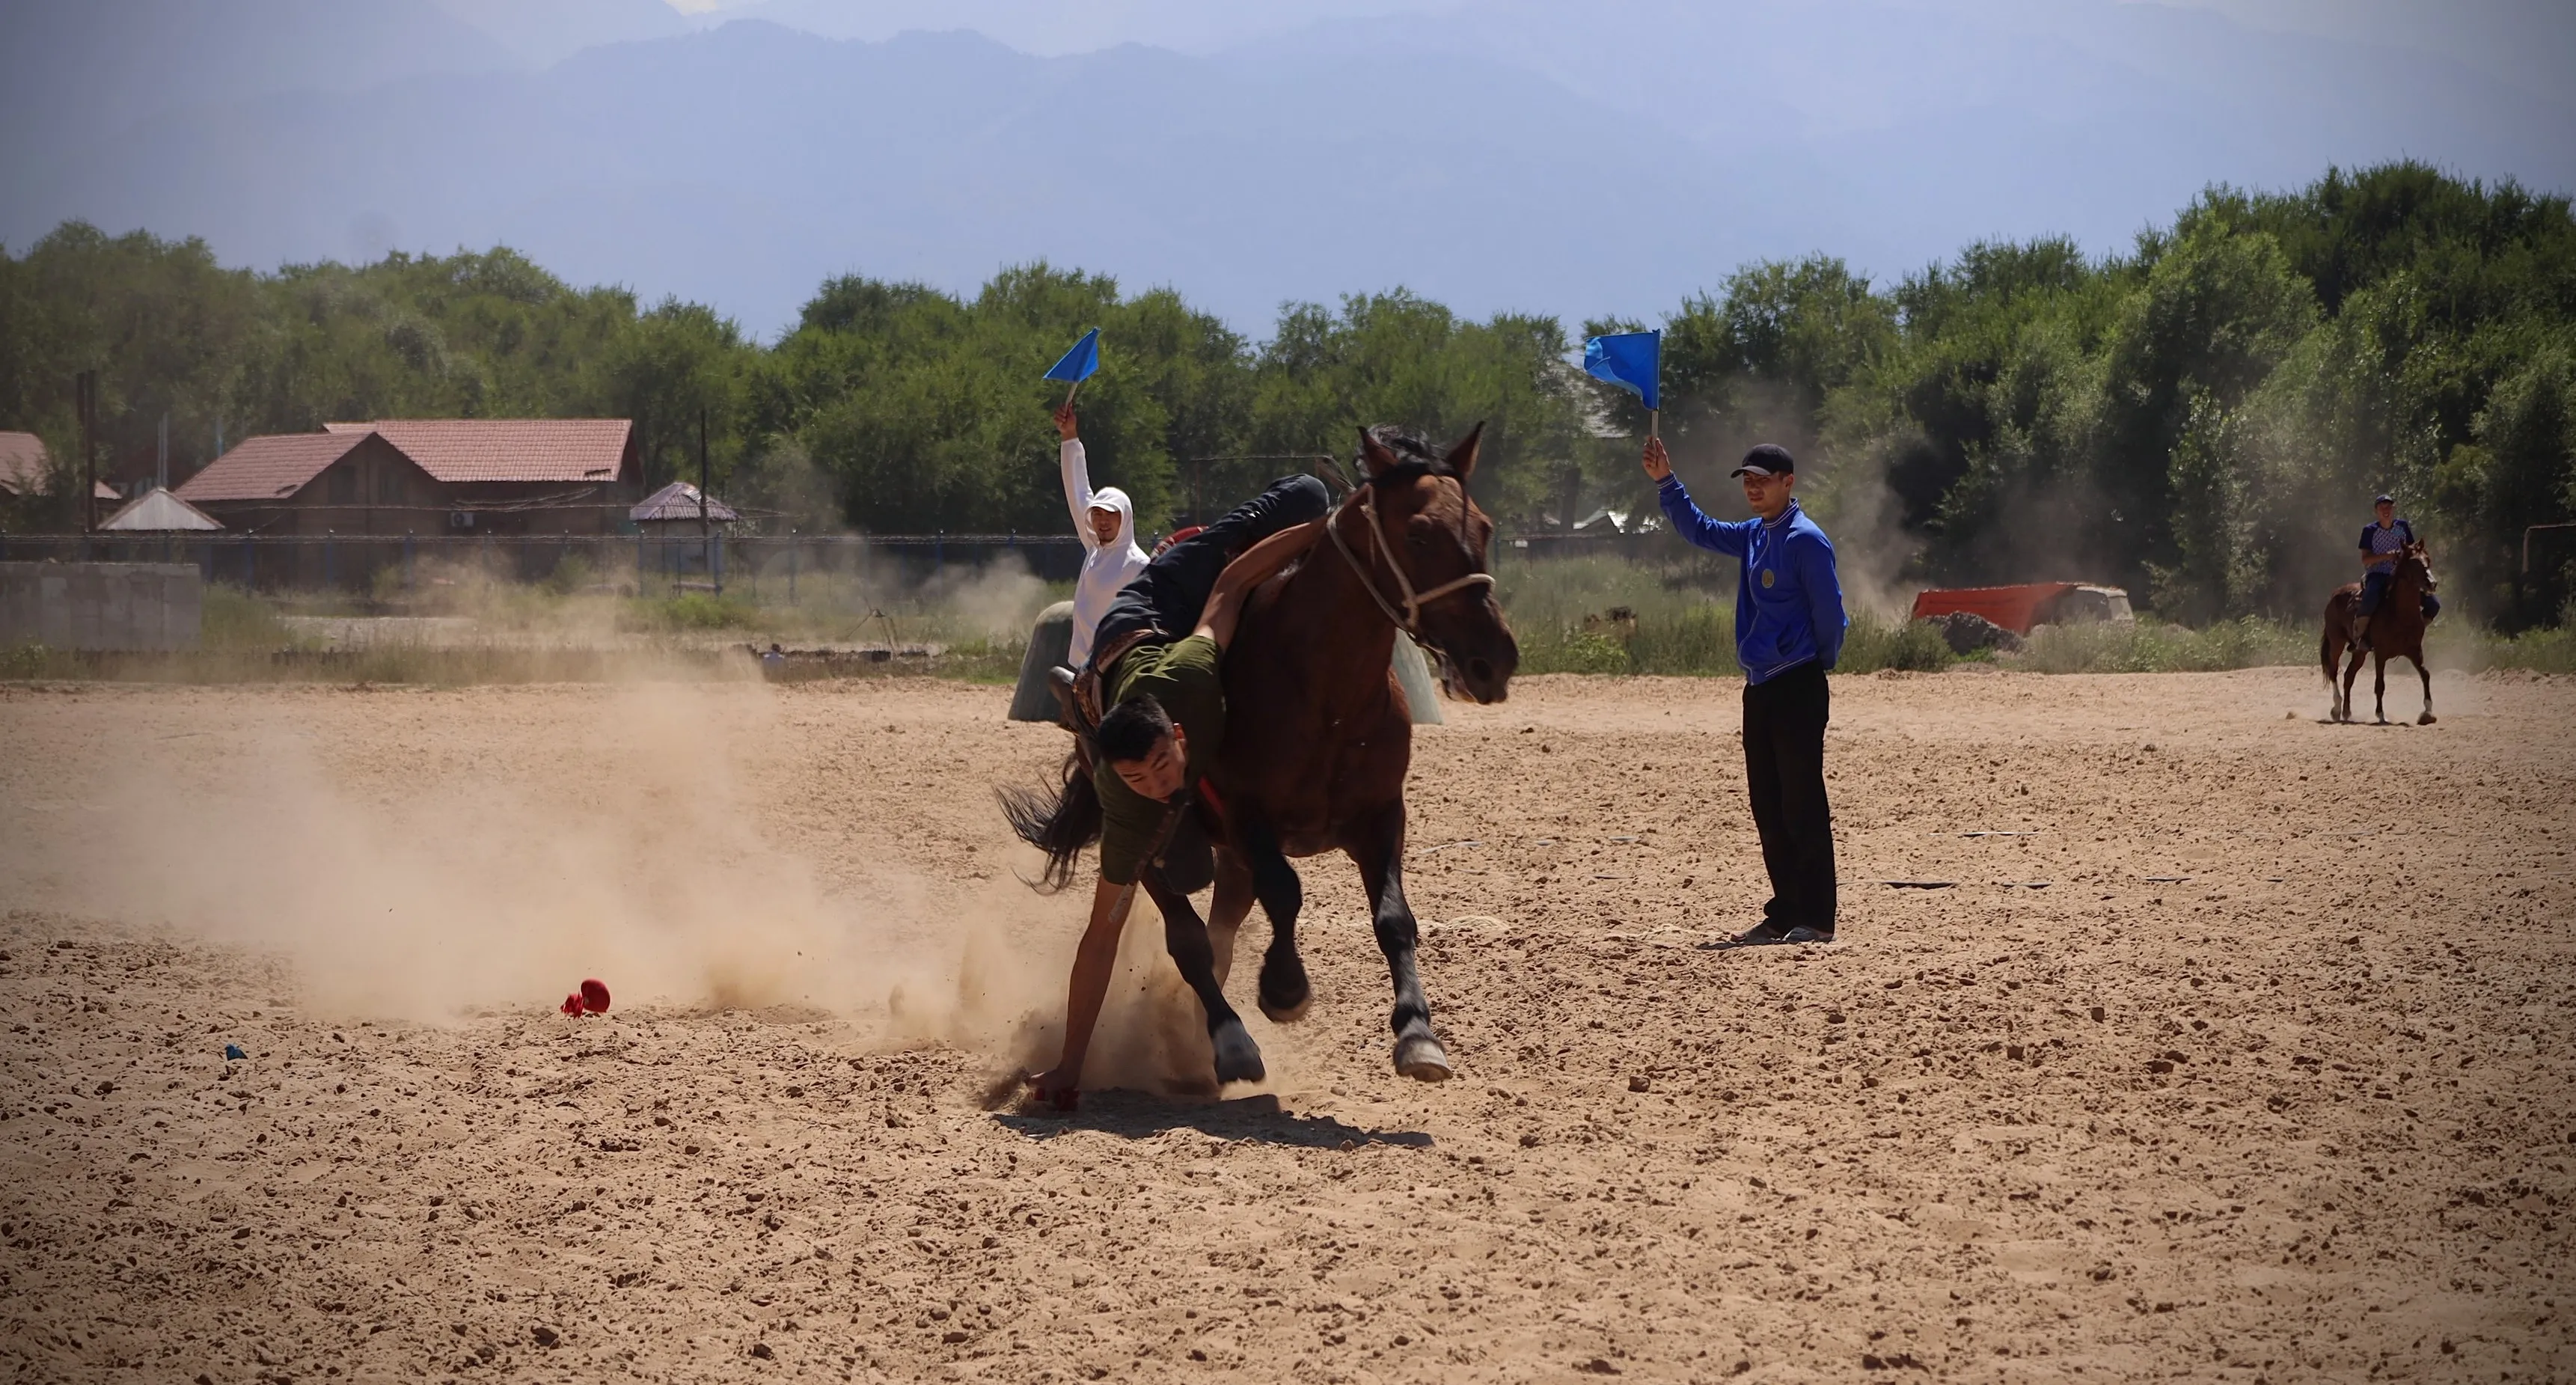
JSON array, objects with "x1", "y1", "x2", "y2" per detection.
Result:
[{"x1": 2350, "y1": 613, "x2": 2370, "y2": 650}]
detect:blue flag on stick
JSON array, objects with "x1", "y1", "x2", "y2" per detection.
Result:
[
  {"x1": 1044, "y1": 328, "x2": 1102, "y2": 385},
  {"x1": 1583, "y1": 329, "x2": 1661, "y2": 412}
]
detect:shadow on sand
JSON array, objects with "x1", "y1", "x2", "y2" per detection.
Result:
[{"x1": 991, "y1": 1090, "x2": 1434, "y2": 1149}]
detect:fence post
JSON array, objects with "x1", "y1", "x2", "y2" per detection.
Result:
[
  {"x1": 788, "y1": 535, "x2": 798, "y2": 606},
  {"x1": 324, "y1": 534, "x2": 336, "y2": 590},
  {"x1": 403, "y1": 533, "x2": 415, "y2": 591}
]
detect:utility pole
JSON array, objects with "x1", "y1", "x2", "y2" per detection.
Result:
[
  {"x1": 75, "y1": 370, "x2": 97, "y2": 533},
  {"x1": 698, "y1": 405, "x2": 714, "y2": 593}
]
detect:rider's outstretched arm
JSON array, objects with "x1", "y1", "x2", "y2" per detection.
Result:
[
  {"x1": 1195, "y1": 520, "x2": 1323, "y2": 652},
  {"x1": 1032, "y1": 875, "x2": 1131, "y2": 1104}
]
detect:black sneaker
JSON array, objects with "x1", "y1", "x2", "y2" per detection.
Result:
[
  {"x1": 1730, "y1": 920, "x2": 1794, "y2": 946},
  {"x1": 1784, "y1": 925, "x2": 1836, "y2": 944}
]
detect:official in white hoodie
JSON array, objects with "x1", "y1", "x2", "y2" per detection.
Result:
[{"x1": 1056, "y1": 403, "x2": 1148, "y2": 669}]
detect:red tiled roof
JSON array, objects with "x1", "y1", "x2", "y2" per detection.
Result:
[
  {"x1": 175, "y1": 432, "x2": 370, "y2": 504},
  {"x1": 0, "y1": 431, "x2": 48, "y2": 495},
  {"x1": 325, "y1": 419, "x2": 631, "y2": 484}
]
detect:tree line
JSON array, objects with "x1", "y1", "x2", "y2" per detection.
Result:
[{"x1": 4, "y1": 160, "x2": 2571, "y2": 626}]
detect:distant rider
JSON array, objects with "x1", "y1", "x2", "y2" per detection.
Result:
[{"x1": 2354, "y1": 493, "x2": 2439, "y2": 648}]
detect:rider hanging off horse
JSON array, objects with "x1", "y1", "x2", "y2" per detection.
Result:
[
  {"x1": 2323, "y1": 492, "x2": 2442, "y2": 725},
  {"x1": 1004, "y1": 405, "x2": 1517, "y2": 1110}
]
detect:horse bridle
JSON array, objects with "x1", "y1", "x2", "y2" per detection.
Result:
[{"x1": 1324, "y1": 468, "x2": 1494, "y2": 641}]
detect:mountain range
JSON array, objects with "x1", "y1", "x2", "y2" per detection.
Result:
[{"x1": 3, "y1": 0, "x2": 2568, "y2": 338}]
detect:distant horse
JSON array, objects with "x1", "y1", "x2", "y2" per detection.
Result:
[
  {"x1": 2322, "y1": 542, "x2": 2438, "y2": 725},
  {"x1": 1193, "y1": 424, "x2": 1519, "y2": 1080}
]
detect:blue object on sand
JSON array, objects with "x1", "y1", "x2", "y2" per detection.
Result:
[{"x1": 224, "y1": 1044, "x2": 246, "y2": 1060}]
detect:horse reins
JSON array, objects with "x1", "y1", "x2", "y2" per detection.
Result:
[{"x1": 1325, "y1": 473, "x2": 1493, "y2": 641}]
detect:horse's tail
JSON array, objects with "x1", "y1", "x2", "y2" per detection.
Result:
[{"x1": 998, "y1": 749, "x2": 1102, "y2": 893}]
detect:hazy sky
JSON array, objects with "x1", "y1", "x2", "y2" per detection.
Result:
[{"x1": 659, "y1": 0, "x2": 2571, "y2": 94}]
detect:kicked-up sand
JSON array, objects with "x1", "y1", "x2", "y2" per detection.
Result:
[{"x1": 0, "y1": 666, "x2": 2569, "y2": 1383}]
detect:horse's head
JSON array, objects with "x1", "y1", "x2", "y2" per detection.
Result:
[
  {"x1": 1347, "y1": 423, "x2": 1520, "y2": 703},
  {"x1": 2399, "y1": 541, "x2": 2437, "y2": 593}
]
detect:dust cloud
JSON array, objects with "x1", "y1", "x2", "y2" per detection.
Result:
[{"x1": 0, "y1": 682, "x2": 1229, "y2": 1098}]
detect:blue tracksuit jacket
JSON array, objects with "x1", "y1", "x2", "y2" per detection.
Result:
[{"x1": 1656, "y1": 477, "x2": 1848, "y2": 685}]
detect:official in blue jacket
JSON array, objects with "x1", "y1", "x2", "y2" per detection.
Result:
[{"x1": 1644, "y1": 438, "x2": 1848, "y2": 944}]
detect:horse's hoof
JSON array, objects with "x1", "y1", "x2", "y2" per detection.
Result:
[
  {"x1": 2419, "y1": 713, "x2": 2437, "y2": 725},
  {"x1": 1393, "y1": 1033, "x2": 1452, "y2": 1082},
  {"x1": 1211, "y1": 1018, "x2": 1265, "y2": 1086},
  {"x1": 1258, "y1": 950, "x2": 1312, "y2": 1023}
]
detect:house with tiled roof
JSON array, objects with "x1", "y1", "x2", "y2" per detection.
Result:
[
  {"x1": 177, "y1": 419, "x2": 637, "y2": 538},
  {"x1": 0, "y1": 432, "x2": 49, "y2": 498}
]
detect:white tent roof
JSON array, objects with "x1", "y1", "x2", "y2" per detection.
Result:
[
  {"x1": 100, "y1": 486, "x2": 224, "y2": 532},
  {"x1": 631, "y1": 480, "x2": 738, "y2": 524}
]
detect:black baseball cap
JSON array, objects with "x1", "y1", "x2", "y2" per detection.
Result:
[
  {"x1": 2374, "y1": 493, "x2": 2395, "y2": 504},
  {"x1": 1731, "y1": 444, "x2": 1796, "y2": 478}
]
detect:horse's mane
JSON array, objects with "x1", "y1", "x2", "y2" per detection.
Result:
[{"x1": 1359, "y1": 425, "x2": 1466, "y2": 486}]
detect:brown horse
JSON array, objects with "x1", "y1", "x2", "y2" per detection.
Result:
[
  {"x1": 1179, "y1": 424, "x2": 1520, "y2": 1080},
  {"x1": 2322, "y1": 542, "x2": 2438, "y2": 725}
]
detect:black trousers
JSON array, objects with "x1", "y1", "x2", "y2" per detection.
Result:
[
  {"x1": 1743, "y1": 659, "x2": 1836, "y2": 929},
  {"x1": 1090, "y1": 474, "x2": 1330, "y2": 664}
]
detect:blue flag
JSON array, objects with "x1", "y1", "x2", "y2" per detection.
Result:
[
  {"x1": 1044, "y1": 327, "x2": 1101, "y2": 385},
  {"x1": 1583, "y1": 330, "x2": 1661, "y2": 412}
]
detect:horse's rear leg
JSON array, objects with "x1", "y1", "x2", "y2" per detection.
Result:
[
  {"x1": 2341, "y1": 646, "x2": 2366, "y2": 724},
  {"x1": 2372, "y1": 655, "x2": 2390, "y2": 724},
  {"x1": 1141, "y1": 875, "x2": 1264, "y2": 1086},
  {"x1": 1237, "y1": 817, "x2": 1311, "y2": 1022},
  {"x1": 1347, "y1": 801, "x2": 1451, "y2": 1082},
  {"x1": 2414, "y1": 655, "x2": 2436, "y2": 725}
]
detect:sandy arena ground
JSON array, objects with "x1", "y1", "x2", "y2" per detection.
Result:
[{"x1": 1, "y1": 667, "x2": 2571, "y2": 1384}]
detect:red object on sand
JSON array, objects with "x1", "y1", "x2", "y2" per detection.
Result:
[
  {"x1": 560, "y1": 993, "x2": 585, "y2": 1016},
  {"x1": 1910, "y1": 583, "x2": 2080, "y2": 636},
  {"x1": 580, "y1": 979, "x2": 611, "y2": 1015}
]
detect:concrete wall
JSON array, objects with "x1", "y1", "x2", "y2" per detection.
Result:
[{"x1": 0, "y1": 562, "x2": 202, "y2": 652}]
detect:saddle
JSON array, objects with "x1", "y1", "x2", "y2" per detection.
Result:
[{"x1": 1052, "y1": 626, "x2": 1162, "y2": 735}]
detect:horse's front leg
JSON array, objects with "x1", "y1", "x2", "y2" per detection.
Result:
[
  {"x1": 1140, "y1": 873, "x2": 1265, "y2": 1086},
  {"x1": 1346, "y1": 800, "x2": 1451, "y2": 1081},
  {"x1": 1237, "y1": 816, "x2": 1311, "y2": 1022},
  {"x1": 2414, "y1": 656, "x2": 2435, "y2": 725},
  {"x1": 1208, "y1": 848, "x2": 1252, "y2": 989}
]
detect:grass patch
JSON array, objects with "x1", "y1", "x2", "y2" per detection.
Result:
[
  {"x1": 2019, "y1": 617, "x2": 2313, "y2": 673},
  {"x1": 201, "y1": 582, "x2": 308, "y2": 651},
  {"x1": 2428, "y1": 623, "x2": 2576, "y2": 673}
]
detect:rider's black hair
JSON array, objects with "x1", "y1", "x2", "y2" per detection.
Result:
[{"x1": 1095, "y1": 694, "x2": 1176, "y2": 765}]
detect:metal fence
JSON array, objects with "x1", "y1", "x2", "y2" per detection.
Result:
[{"x1": 0, "y1": 527, "x2": 1660, "y2": 599}]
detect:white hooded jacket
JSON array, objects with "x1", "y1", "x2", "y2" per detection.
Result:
[{"x1": 1062, "y1": 438, "x2": 1148, "y2": 667}]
